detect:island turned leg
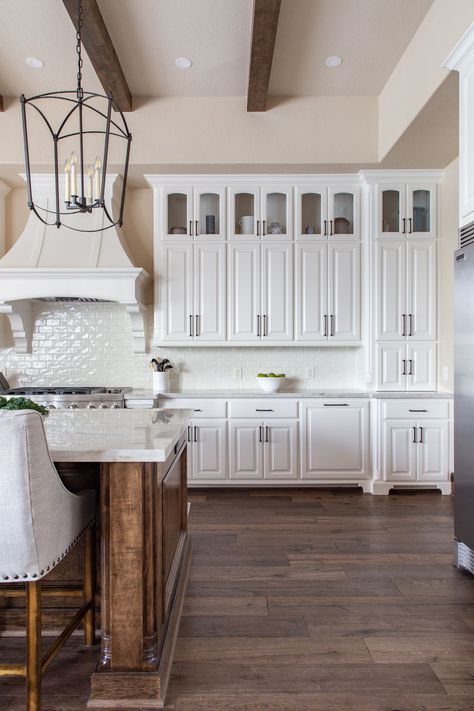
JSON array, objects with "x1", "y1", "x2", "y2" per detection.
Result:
[{"x1": 89, "y1": 443, "x2": 191, "y2": 708}]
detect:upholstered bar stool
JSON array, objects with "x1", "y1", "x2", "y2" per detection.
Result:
[{"x1": 0, "y1": 410, "x2": 97, "y2": 711}]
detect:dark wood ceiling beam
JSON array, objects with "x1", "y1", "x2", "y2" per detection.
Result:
[
  {"x1": 62, "y1": 0, "x2": 132, "y2": 112},
  {"x1": 247, "y1": 0, "x2": 281, "y2": 112}
]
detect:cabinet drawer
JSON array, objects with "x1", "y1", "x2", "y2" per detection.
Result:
[
  {"x1": 158, "y1": 398, "x2": 227, "y2": 418},
  {"x1": 229, "y1": 399, "x2": 298, "y2": 419},
  {"x1": 382, "y1": 399, "x2": 450, "y2": 420}
]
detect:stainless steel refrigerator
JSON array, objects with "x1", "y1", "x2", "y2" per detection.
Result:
[{"x1": 454, "y1": 235, "x2": 474, "y2": 574}]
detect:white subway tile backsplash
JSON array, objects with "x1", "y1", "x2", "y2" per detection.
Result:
[{"x1": 0, "y1": 303, "x2": 365, "y2": 389}]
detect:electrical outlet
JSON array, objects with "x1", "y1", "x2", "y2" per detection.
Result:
[
  {"x1": 306, "y1": 367, "x2": 315, "y2": 379},
  {"x1": 234, "y1": 367, "x2": 242, "y2": 380}
]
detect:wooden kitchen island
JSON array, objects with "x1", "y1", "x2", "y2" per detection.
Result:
[{"x1": 45, "y1": 408, "x2": 192, "y2": 709}]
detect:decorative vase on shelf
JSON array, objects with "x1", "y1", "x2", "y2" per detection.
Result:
[{"x1": 153, "y1": 371, "x2": 170, "y2": 394}]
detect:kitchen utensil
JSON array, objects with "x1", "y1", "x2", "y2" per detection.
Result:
[{"x1": 238, "y1": 216, "x2": 254, "y2": 234}]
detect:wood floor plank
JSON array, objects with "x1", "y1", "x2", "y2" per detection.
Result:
[
  {"x1": 189, "y1": 565, "x2": 347, "y2": 582},
  {"x1": 178, "y1": 615, "x2": 308, "y2": 638},
  {"x1": 364, "y1": 632, "x2": 474, "y2": 663},
  {"x1": 431, "y1": 662, "x2": 474, "y2": 695},
  {"x1": 182, "y1": 595, "x2": 269, "y2": 616}
]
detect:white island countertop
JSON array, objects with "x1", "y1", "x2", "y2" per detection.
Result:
[
  {"x1": 44, "y1": 408, "x2": 192, "y2": 463},
  {"x1": 125, "y1": 389, "x2": 453, "y2": 400}
]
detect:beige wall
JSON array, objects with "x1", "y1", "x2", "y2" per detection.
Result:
[
  {"x1": 378, "y1": 0, "x2": 474, "y2": 160},
  {"x1": 439, "y1": 157, "x2": 459, "y2": 392}
]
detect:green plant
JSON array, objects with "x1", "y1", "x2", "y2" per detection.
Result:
[{"x1": 0, "y1": 396, "x2": 48, "y2": 415}]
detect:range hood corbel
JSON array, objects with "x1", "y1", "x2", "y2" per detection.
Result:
[{"x1": 0, "y1": 175, "x2": 152, "y2": 354}]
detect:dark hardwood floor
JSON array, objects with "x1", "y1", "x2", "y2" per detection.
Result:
[{"x1": 1, "y1": 488, "x2": 474, "y2": 710}]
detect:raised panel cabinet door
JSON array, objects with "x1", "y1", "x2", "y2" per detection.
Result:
[
  {"x1": 159, "y1": 243, "x2": 194, "y2": 341},
  {"x1": 406, "y1": 240, "x2": 436, "y2": 340},
  {"x1": 377, "y1": 343, "x2": 406, "y2": 391},
  {"x1": 229, "y1": 420, "x2": 264, "y2": 480},
  {"x1": 192, "y1": 420, "x2": 228, "y2": 480},
  {"x1": 406, "y1": 342, "x2": 437, "y2": 391},
  {"x1": 261, "y1": 185, "x2": 293, "y2": 241},
  {"x1": 406, "y1": 184, "x2": 437, "y2": 238},
  {"x1": 377, "y1": 184, "x2": 406, "y2": 237},
  {"x1": 163, "y1": 185, "x2": 193, "y2": 239},
  {"x1": 327, "y1": 185, "x2": 360, "y2": 239},
  {"x1": 376, "y1": 240, "x2": 406, "y2": 340},
  {"x1": 194, "y1": 186, "x2": 226, "y2": 240},
  {"x1": 263, "y1": 420, "x2": 298, "y2": 480},
  {"x1": 383, "y1": 421, "x2": 417, "y2": 482},
  {"x1": 295, "y1": 244, "x2": 328, "y2": 341},
  {"x1": 194, "y1": 243, "x2": 226, "y2": 341},
  {"x1": 301, "y1": 401, "x2": 369, "y2": 479},
  {"x1": 228, "y1": 243, "x2": 261, "y2": 341},
  {"x1": 416, "y1": 420, "x2": 449, "y2": 481},
  {"x1": 228, "y1": 186, "x2": 261, "y2": 239},
  {"x1": 261, "y1": 243, "x2": 294, "y2": 341},
  {"x1": 328, "y1": 242, "x2": 360, "y2": 341}
]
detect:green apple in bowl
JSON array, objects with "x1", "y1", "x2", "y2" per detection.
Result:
[{"x1": 256, "y1": 372, "x2": 286, "y2": 392}]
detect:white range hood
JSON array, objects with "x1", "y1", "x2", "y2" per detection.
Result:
[{"x1": 0, "y1": 174, "x2": 151, "y2": 353}]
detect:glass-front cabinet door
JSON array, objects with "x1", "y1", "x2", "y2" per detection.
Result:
[
  {"x1": 229, "y1": 186, "x2": 260, "y2": 239},
  {"x1": 407, "y1": 185, "x2": 436, "y2": 238},
  {"x1": 163, "y1": 187, "x2": 193, "y2": 239},
  {"x1": 194, "y1": 187, "x2": 226, "y2": 240},
  {"x1": 261, "y1": 186, "x2": 292, "y2": 240},
  {"x1": 328, "y1": 187, "x2": 360, "y2": 239},
  {"x1": 378, "y1": 186, "x2": 405, "y2": 237},
  {"x1": 295, "y1": 187, "x2": 327, "y2": 239}
]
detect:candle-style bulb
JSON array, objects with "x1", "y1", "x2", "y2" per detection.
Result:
[
  {"x1": 64, "y1": 159, "x2": 71, "y2": 173},
  {"x1": 70, "y1": 151, "x2": 78, "y2": 165},
  {"x1": 64, "y1": 158, "x2": 71, "y2": 203},
  {"x1": 94, "y1": 156, "x2": 101, "y2": 170}
]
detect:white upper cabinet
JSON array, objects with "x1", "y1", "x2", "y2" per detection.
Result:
[
  {"x1": 376, "y1": 239, "x2": 436, "y2": 342},
  {"x1": 261, "y1": 243, "x2": 293, "y2": 341},
  {"x1": 295, "y1": 185, "x2": 360, "y2": 239},
  {"x1": 162, "y1": 185, "x2": 226, "y2": 240},
  {"x1": 295, "y1": 243, "x2": 360, "y2": 343},
  {"x1": 229, "y1": 185, "x2": 292, "y2": 240},
  {"x1": 378, "y1": 185, "x2": 406, "y2": 237},
  {"x1": 159, "y1": 243, "x2": 194, "y2": 341},
  {"x1": 229, "y1": 243, "x2": 293, "y2": 342},
  {"x1": 228, "y1": 243, "x2": 260, "y2": 341},
  {"x1": 377, "y1": 184, "x2": 436, "y2": 239},
  {"x1": 158, "y1": 243, "x2": 226, "y2": 342},
  {"x1": 194, "y1": 244, "x2": 226, "y2": 341},
  {"x1": 407, "y1": 186, "x2": 436, "y2": 239}
]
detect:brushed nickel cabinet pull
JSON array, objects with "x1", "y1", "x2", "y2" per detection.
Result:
[
  {"x1": 330, "y1": 219, "x2": 334, "y2": 236},
  {"x1": 259, "y1": 425, "x2": 263, "y2": 443},
  {"x1": 265, "y1": 426, "x2": 270, "y2": 443},
  {"x1": 195, "y1": 220, "x2": 199, "y2": 236},
  {"x1": 189, "y1": 219, "x2": 193, "y2": 237},
  {"x1": 195, "y1": 314, "x2": 200, "y2": 337},
  {"x1": 263, "y1": 315, "x2": 268, "y2": 336},
  {"x1": 256, "y1": 408, "x2": 274, "y2": 412},
  {"x1": 324, "y1": 220, "x2": 327, "y2": 236},
  {"x1": 412, "y1": 426, "x2": 418, "y2": 444},
  {"x1": 409, "y1": 409, "x2": 427, "y2": 413},
  {"x1": 256, "y1": 220, "x2": 260, "y2": 237},
  {"x1": 409, "y1": 314, "x2": 413, "y2": 336},
  {"x1": 189, "y1": 314, "x2": 194, "y2": 337},
  {"x1": 330, "y1": 314, "x2": 335, "y2": 337},
  {"x1": 323, "y1": 403, "x2": 348, "y2": 407},
  {"x1": 408, "y1": 217, "x2": 413, "y2": 233},
  {"x1": 402, "y1": 314, "x2": 406, "y2": 337},
  {"x1": 257, "y1": 314, "x2": 261, "y2": 337},
  {"x1": 419, "y1": 426, "x2": 423, "y2": 444},
  {"x1": 263, "y1": 220, "x2": 266, "y2": 235},
  {"x1": 402, "y1": 359, "x2": 407, "y2": 376},
  {"x1": 402, "y1": 217, "x2": 406, "y2": 234},
  {"x1": 324, "y1": 314, "x2": 328, "y2": 337},
  {"x1": 194, "y1": 426, "x2": 198, "y2": 442},
  {"x1": 409, "y1": 359, "x2": 413, "y2": 375},
  {"x1": 187, "y1": 426, "x2": 192, "y2": 442}
]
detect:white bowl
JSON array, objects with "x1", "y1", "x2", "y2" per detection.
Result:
[{"x1": 257, "y1": 377, "x2": 285, "y2": 393}]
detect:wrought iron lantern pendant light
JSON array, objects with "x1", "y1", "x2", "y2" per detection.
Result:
[{"x1": 20, "y1": 0, "x2": 132, "y2": 231}]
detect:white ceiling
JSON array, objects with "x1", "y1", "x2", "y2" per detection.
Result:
[{"x1": 0, "y1": 0, "x2": 434, "y2": 99}]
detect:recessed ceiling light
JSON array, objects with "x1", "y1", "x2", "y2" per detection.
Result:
[
  {"x1": 26, "y1": 57, "x2": 45, "y2": 69},
  {"x1": 175, "y1": 57, "x2": 193, "y2": 69},
  {"x1": 325, "y1": 55, "x2": 342, "y2": 68}
]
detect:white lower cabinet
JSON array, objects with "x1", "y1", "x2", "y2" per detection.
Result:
[
  {"x1": 301, "y1": 400, "x2": 369, "y2": 482},
  {"x1": 229, "y1": 419, "x2": 298, "y2": 480},
  {"x1": 189, "y1": 419, "x2": 228, "y2": 481},
  {"x1": 376, "y1": 399, "x2": 451, "y2": 494}
]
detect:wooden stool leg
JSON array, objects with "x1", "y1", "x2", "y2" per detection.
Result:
[
  {"x1": 26, "y1": 581, "x2": 42, "y2": 711},
  {"x1": 84, "y1": 523, "x2": 96, "y2": 646}
]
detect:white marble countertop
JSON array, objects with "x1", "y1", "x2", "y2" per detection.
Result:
[
  {"x1": 130, "y1": 389, "x2": 453, "y2": 400},
  {"x1": 45, "y1": 409, "x2": 191, "y2": 463}
]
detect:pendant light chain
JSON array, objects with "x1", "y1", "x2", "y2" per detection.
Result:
[{"x1": 76, "y1": 0, "x2": 84, "y2": 98}]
